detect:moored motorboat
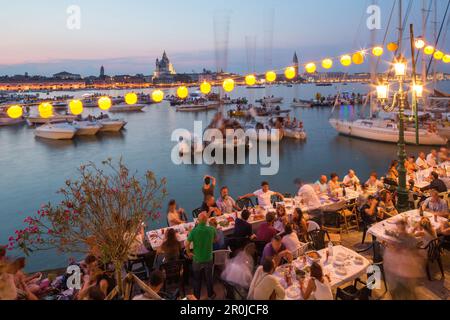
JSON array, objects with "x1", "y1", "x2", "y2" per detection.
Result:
[
  {"x1": 291, "y1": 100, "x2": 312, "y2": 108},
  {"x1": 257, "y1": 97, "x2": 283, "y2": 104},
  {"x1": 176, "y1": 102, "x2": 220, "y2": 112},
  {"x1": 0, "y1": 117, "x2": 25, "y2": 126},
  {"x1": 35, "y1": 123, "x2": 77, "y2": 140},
  {"x1": 109, "y1": 104, "x2": 146, "y2": 113},
  {"x1": 73, "y1": 121, "x2": 102, "y2": 136},
  {"x1": 283, "y1": 128, "x2": 307, "y2": 140},
  {"x1": 27, "y1": 114, "x2": 78, "y2": 125},
  {"x1": 98, "y1": 119, "x2": 127, "y2": 132},
  {"x1": 329, "y1": 118, "x2": 448, "y2": 146}
]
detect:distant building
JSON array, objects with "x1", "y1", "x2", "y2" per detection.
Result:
[
  {"x1": 100, "y1": 66, "x2": 105, "y2": 79},
  {"x1": 53, "y1": 71, "x2": 82, "y2": 80},
  {"x1": 153, "y1": 51, "x2": 177, "y2": 83},
  {"x1": 293, "y1": 52, "x2": 299, "y2": 77}
]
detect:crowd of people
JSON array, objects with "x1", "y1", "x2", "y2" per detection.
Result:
[{"x1": 1, "y1": 147, "x2": 449, "y2": 301}]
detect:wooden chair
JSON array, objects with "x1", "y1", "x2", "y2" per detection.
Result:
[
  {"x1": 337, "y1": 202, "x2": 359, "y2": 233},
  {"x1": 421, "y1": 238, "x2": 445, "y2": 281}
]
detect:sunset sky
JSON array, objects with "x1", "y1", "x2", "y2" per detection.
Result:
[{"x1": 0, "y1": 0, "x2": 448, "y2": 76}]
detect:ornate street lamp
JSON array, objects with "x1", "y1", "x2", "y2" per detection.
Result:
[{"x1": 375, "y1": 55, "x2": 415, "y2": 212}]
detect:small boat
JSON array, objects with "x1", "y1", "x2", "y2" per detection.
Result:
[
  {"x1": 52, "y1": 101, "x2": 68, "y2": 111},
  {"x1": 228, "y1": 110, "x2": 248, "y2": 118},
  {"x1": 291, "y1": 100, "x2": 312, "y2": 108},
  {"x1": 176, "y1": 102, "x2": 220, "y2": 112},
  {"x1": 35, "y1": 123, "x2": 77, "y2": 140},
  {"x1": 257, "y1": 97, "x2": 283, "y2": 104},
  {"x1": 329, "y1": 118, "x2": 448, "y2": 146},
  {"x1": 98, "y1": 119, "x2": 127, "y2": 132},
  {"x1": 246, "y1": 85, "x2": 265, "y2": 89},
  {"x1": 109, "y1": 104, "x2": 146, "y2": 113},
  {"x1": 73, "y1": 121, "x2": 102, "y2": 136},
  {"x1": 316, "y1": 83, "x2": 333, "y2": 87},
  {"x1": 27, "y1": 114, "x2": 78, "y2": 125},
  {"x1": 0, "y1": 117, "x2": 25, "y2": 126},
  {"x1": 283, "y1": 128, "x2": 307, "y2": 140}
]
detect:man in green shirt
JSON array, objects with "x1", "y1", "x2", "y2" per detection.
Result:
[{"x1": 186, "y1": 212, "x2": 217, "y2": 299}]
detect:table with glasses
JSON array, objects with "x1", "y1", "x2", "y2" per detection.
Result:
[
  {"x1": 273, "y1": 245, "x2": 370, "y2": 300},
  {"x1": 368, "y1": 209, "x2": 447, "y2": 244}
]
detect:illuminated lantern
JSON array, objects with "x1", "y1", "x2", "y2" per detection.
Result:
[
  {"x1": 414, "y1": 38, "x2": 425, "y2": 49},
  {"x1": 284, "y1": 67, "x2": 296, "y2": 80},
  {"x1": 200, "y1": 81, "x2": 211, "y2": 94},
  {"x1": 340, "y1": 55, "x2": 352, "y2": 67},
  {"x1": 413, "y1": 84, "x2": 424, "y2": 98},
  {"x1": 245, "y1": 74, "x2": 256, "y2": 86},
  {"x1": 125, "y1": 92, "x2": 138, "y2": 105},
  {"x1": 39, "y1": 102, "x2": 53, "y2": 118},
  {"x1": 98, "y1": 96, "x2": 112, "y2": 111},
  {"x1": 7, "y1": 105, "x2": 23, "y2": 119},
  {"x1": 222, "y1": 78, "x2": 235, "y2": 92},
  {"x1": 265, "y1": 71, "x2": 277, "y2": 83},
  {"x1": 443, "y1": 55, "x2": 450, "y2": 64},
  {"x1": 352, "y1": 52, "x2": 364, "y2": 65},
  {"x1": 69, "y1": 100, "x2": 83, "y2": 115},
  {"x1": 321, "y1": 59, "x2": 333, "y2": 70},
  {"x1": 305, "y1": 63, "x2": 317, "y2": 73},
  {"x1": 387, "y1": 42, "x2": 398, "y2": 52},
  {"x1": 424, "y1": 46, "x2": 434, "y2": 55},
  {"x1": 433, "y1": 50, "x2": 444, "y2": 60},
  {"x1": 372, "y1": 46, "x2": 384, "y2": 57},
  {"x1": 177, "y1": 86, "x2": 189, "y2": 99},
  {"x1": 151, "y1": 90, "x2": 164, "y2": 103},
  {"x1": 376, "y1": 84, "x2": 389, "y2": 100}
]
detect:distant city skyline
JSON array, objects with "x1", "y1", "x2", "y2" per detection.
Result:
[{"x1": 0, "y1": 0, "x2": 449, "y2": 76}]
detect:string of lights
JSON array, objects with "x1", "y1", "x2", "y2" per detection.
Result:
[{"x1": 3, "y1": 38, "x2": 449, "y2": 120}]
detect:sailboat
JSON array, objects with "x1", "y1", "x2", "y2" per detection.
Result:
[{"x1": 329, "y1": 0, "x2": 449, "y2": 146}]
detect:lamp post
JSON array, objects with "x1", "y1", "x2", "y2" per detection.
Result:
[{"x1": 376, "y1": 56, "x2": 423, "y2": 212}]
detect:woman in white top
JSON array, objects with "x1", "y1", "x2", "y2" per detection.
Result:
[
  {"x1": 299, "y1": 262, "x2": 333, "y2": 300},
  {"x1": 281, "y1": 223, "x2": 302, "y2": 253},
  {"x1": 248, "y1": 258, "x2": 285, "y2": 300}
]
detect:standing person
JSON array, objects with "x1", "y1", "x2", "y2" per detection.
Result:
[
  {"x1": 239, "y1": 181, "x2": 284, "y2": 208},
  {"x1": 202, "y1": 175, "x2": 216, "y2": 201},
  {"x1": 295, "y1": 179, "x2": 323, "y2": 226},
  {"x1": 216, "y1": 187, "x2": 240, "y2": 214},
  {"x1": 186, "y1": 213, "x2": 217, "y2": 300},
  {"x1": 167, "y1": 200, "x2": 186, "y2": 227}
]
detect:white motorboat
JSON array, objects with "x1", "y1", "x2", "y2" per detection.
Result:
[
  {"x1": 176, "y1": 102, "x2": 220, "y2": 112},
  {"x1": 27, "y1": 114, "x2": 78, "y2": 125},
  {"x1": 329, "y1": 118, "x2": 448, "y2": 146},
  {"x1": 35, "y1": 123, "x2": 77, "y2": 140},
  {"x1": 283, "y1": 128, "x2": 307, "y2": 140},
  {"x1": 0, "y1": 117, "x2": 25, "y2": 126},
  {"x1": 291, "y1": 100, "x2": 312, "y2": 108},
  {"x1": 98, "y1": 119, "x2": 127, "y2": 132},
  {"x1": 109, "y1": 104, "x2": 146, "y2": 113},
  {"x1": 73, "y1": 121, "x2": 102, "y2": 136},
  {"x1": 259, "y1": 97, "x2": 283, "y2": 104}
]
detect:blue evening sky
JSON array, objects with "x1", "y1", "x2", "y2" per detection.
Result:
[{"x1": 0, "y1": 0, "x2": 448, "y2": 76}]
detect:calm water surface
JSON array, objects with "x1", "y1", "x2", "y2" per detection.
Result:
[{"x1": 1, "y1": 82, "x2": 449, "y2": 271}]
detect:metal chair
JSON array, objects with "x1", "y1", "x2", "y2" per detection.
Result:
[
  {"x1": 335, "y1": 278, "x2": 371, "y2": 300},
  {"x1": 159, "y1": 259, "x2": 185, "y2": 297},
  {"x1": 357, "y1": 241, "x2": 387, "y2": 296},
  {"x1": 236, "y1": 198, "x2": 254, "y2": 210},
  {"x1": 271, "y1": 195, "x2": 283, "y2": 206},
  {"x1": 220, "y1": 279, "x2": 247, "y2": 300},
  {"x1": 421, "y1": 238, "x2": 445, "y2": 281},
  {"x1": 192, "y1": 207, "x2": 203, "y2": 219},
  {"x1": 124, "y1": 255, "x2": 149, "y2": 281},
  {"x1": 306, "y1": 229, "x2": 331, "y2": 250}
]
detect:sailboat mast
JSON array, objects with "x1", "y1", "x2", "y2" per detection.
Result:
[
  {"x1": 421, "y1": 0, "x2": 428, "y2": 89},
  {"x1": 432, "y1": 0, "x2": 438, "y2": 90},
  {"x1": 369, "y1": 0, "x2": 378, "y2": 118},
  {"x1": 398, "y1": 0, "x2": 403, "y2": 53}
]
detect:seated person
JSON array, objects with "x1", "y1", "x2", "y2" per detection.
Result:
[
  {"x1": 365, "y1": 172, "x2": 383, "y2": 192},
  {"x1": 260, "y1": 236, "x2": 293, "y2": 266},
  {"x1": 360, "y1": 196, "x2": 380, "y2": 225},
  {"x1": 291, "y1": 208, "x2": 308, "y2": 241},
  {"x1": 233, "y1": 209, "x2": 256, "y2": 240},
  {"x1": 209, "y1": 218, "x2": 226, "y2": 251},
  {"x1": 315, "y1": 175, "x2": 328, "y2": 194},
  {"x1": 153, "y1": 228, "x2": 182, "y2": 269},
  {"x1": 328, "y1": 173, "x2": 341, "y2": 193},
  {"x1": 427, "y1": 150, "x2": 438, "y2": 167},
  {"x1": 357, "y1": 184, "x2": 371, "y2": 209},
  {"x1": 295, "y1": 179, "x2": 321, "y2": 210},
  {"x1": 299, "y1": 262, "x2": 333, "y2": 300},
  {"x1": 256, "y1": 212, "x2": 279, "y2": 243},
  {"x1": 281, "y1": 223, "x2": 302, "y2": 253},
  {"x1": 413, "y1": 217, "x2": 437, "y2": 247},
  {"x1": 247, "y1": 258, "x2": 285, "y2": 300},
  {"x1": 167, "y1": 200, "x2": 186, "y2": 227},
  {"x1": 421, "y1": 189, "x2": 449, "y2": 219},
  {"x1": 200, "y1": 195, "x2": 222, "y2": 217},
  {"x1": 423, "y1": 171, "x2": 448, "y2": 194},
  {"x1": 378, "y1": 190, "x2": 398, "y2": 218},
  {"x1": 216, "y1": 186, "x2": 240, "y2": 214},
  {"x1": 343, "y1": 169, "x2": 360, "y2": 187},
  {"x1": 415, "y1": 152, "x2": 429, "y2": 170},
  {"x1": 239, "y1": 181, "x2": 284, "y2": 208},
  {"x1": 274, "y1": 205, "x2": 288, "y2": 233},
  {"x1": 386, "y1": 160, "x2": 399, "y2": 183},
  {"x1": 405, "y1": 156, "x2": 418, "y2": 177}
]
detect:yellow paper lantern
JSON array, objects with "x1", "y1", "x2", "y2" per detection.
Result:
[
  {"x1": 340, "y1": 55, "x2": 352, "y2": 67},
  {"x1": 305, "y1": 63, "x2": 317, "y2": 73},
  {"x1": 125, "y1": 92, "x2": 138, "y2": 105},
  {"x1": 284, "y1": 67, "x2": 296, "y2": 80},
  {"x1": 200, "y1": 81, "x2": 211, "y2": 94},
  {"x1": 321, "y1": 59, "x2": 333, "y2": 70},
  {"x1": 387, "y1": 42, "x2": 399, "y2": 52},
  {"x1": 372, "y1": 46, "x2": 384, "y2": 57},
  {"x1": 222, "y1": 78, "x2": 235, "y2": 92},
  {"x1": 265, "y1": 71, "x2": 277, "y2": 83},
  {"x1": 424, "y1": 46, "x2": 434, "y2": 55},
  {"x1": 7, "y1": 105, "x2": 23, "y2": 119},
  {"x1": 39, "y1": 102, "x2": 53, "y2": 118},
  {"x1": 151, "y1": 90, "x2": 164, "y2": 103},
  {"x1": 434, "y1": 50, "x2": 444, "y2": 60},
  {"x1": 98, "y1": 97, "x2": 112, "y2": 111},
  {"x1": 177, "y1": 86, "x2": 189, "y2": 99},
  {"x1": 352, "y1": 52, "x2": 364, "y2": 65},
  {"x1": 245, "y1": 74, "x2": 256, "y2": 86},
  {"x1": 443, "y1": 54, "x2": 450, "y2": 64},
  {"x1": 69, "y1": 100, "x2": 83, "y2": 115}
]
